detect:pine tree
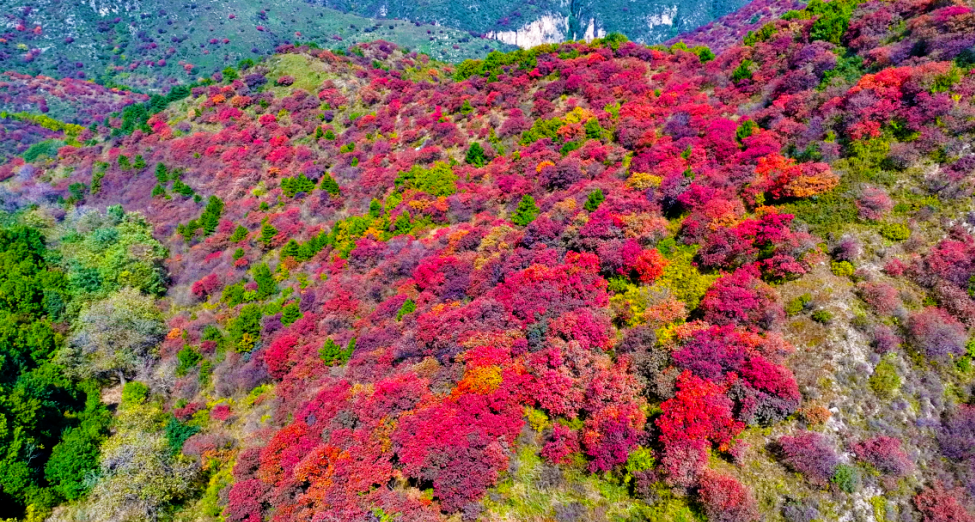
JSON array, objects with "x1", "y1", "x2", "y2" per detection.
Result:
[
  {"x1": 260, "y1": 220, "x2": 277, "y2": 249},
  {"x1": 512, "y1": 195, "x2": 539, "y2": 226},
  {"x1": 230, "y1": 225, "x2": 248, "y2": 243},
  {"x1": 155, "y1": 162, "x2": 168, "y2": 183},
  {"x1": 253, "y1": 263, "x2": 277, "y2": 300},
  {"x1": 584, "y1": 189, "x2": 605, "y2": 212},
  {"x1": 369, "y1": 199, "x2": 383, "y2": 218},
  {"x1": 465, "y1": 142, "x2": 487, "y2": 167},
  {"x1": 320, "y1": 174, "x2": 341, "y2": 196}
]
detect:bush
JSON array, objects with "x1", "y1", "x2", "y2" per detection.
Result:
[
  {"x1": 852, "y1": 436, "x2": 912, "y2": 476},
  {"x1": 879, "y1": 222, "x2": 911, "y2": 242},
  {"x1": 698, "y1": 471, "x2": 760, "y2": 522},
  {"x1": 869, "y1": 356, "x2": 901, "y2": 398},
  {"x1": 121, "y1": 381, "x2": 150, "y2": 405},
  {"x1": 914, "y1": 483, "x2": 975, "y2": 522},
  {"x1": 938, "y1": 406, "x2": 975, "y2": 461},
  {"x1": 811, "y1": 309, "x2": 833, "y2": 324},
  {"x1": 584, "y1": 189, "x2": 605, "y2": 212},
  {"x1": 907, "y1": 307, "x2": 968, "y2": 360},
  {"x1": 831, "y1": 261, "x2": 855, "y2": 277},
  {"x1": 831, "y1": 464, "x2": 859, "y2": 493},
  {"x1": 786, "y1": 293, "x2": 812, "y2": 315},
  {"x1": 776, "y1": 431, "x2": 839, "y2": 486}
]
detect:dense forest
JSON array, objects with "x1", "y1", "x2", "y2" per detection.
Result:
[{"x1": 0, "y1": 0, "x2": 974, "y2": 520}]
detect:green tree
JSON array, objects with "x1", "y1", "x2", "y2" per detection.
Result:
[
  {"x1": 393, "y1": 211, "x2": 412, "y2": 236},
  {"x1": 320, "y1": 174, "x2": 341, "y2": 196},
  {"x1": 732, "y1": 59, "x2": 754, "y2": 83},
  {"x1": 584, "y1": 189, "x2": 605, "y2": 212},
  {"x1": 228, "y1": 304, "x2": 262, "y2": 352},
  {"x1": 253, "y1": 264, "x2": 277, "y2": 300},
  {"x1": 396, "y1": 299, "x2": 416, "y2": 321},
  {"x1": 465, "y1": 142, "x2": 487, "y2": 167},
  {"x1": 512, "y1": 195, "x2": 539, "y2": 226},
  {"x1": 230, "y1": 225, "x2": 248, "y2": 243},
  {"x1": 155, "y1": 163, "x2": 168, "y2": 183},
  {"x1": 199, "y1": 196, "x2": 224, "y2": 236},
  {"x1": 260, "y1": 220, "x2": 278, "y2": 249},
  {"x1": 281, "y1": 302, "x2": 301, "y2": 326},
  {"x1": 319, "y1": 337, "x2": 355, "y2": 366},
  {"x1": 175, "y1": 346, "x2": 201, "y2": 377},
  {"x1": 58, "y1": 288, "x2": 166, "y2": 384},
  {"x1": 44, "y1": 384, "x2": 111, "y2": 501}
]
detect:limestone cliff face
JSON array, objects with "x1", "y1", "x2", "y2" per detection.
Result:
[{"x1": 485, "y1": 13, "x2": 606, "y2": 48}]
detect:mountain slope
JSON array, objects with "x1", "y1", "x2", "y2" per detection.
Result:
[{"x1": 0, "y1": 0, "x2": 975, "y2": 520}]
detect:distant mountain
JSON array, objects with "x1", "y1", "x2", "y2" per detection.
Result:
[
  {"x1": 0, "y1": 0, "x2": 754, "y2": 93},
  {"x1": 0, "y1": 0, "x2": 515, "y2": 92},
  {"x1": 324, "y1": 0, "x2": 752, "y2": 48}
]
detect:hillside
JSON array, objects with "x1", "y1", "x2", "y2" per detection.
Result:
[{"x1": 0, "y1": 0, "x2": 975, "y2": 521}]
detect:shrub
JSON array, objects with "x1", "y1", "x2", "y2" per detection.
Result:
[
  {"x1": 121, "y1": 381, "x2": 150, "y2": 405},
  {"x1": 831, "y1": 261, "x2": 855, "y2": 277},
  {"x1": 879, "y1": 222, "x2": 911, "y2": 241},
  {"x1": 907, "y1": 307, "x2": 968, "y2": 360},
  {"x1": 914, "y1": 483, "x2": 975, "y2": 522},
  {"x1": 869, "y1": 356, "x2": 901, "y2": 398},
  {"x1": 698, "y1": 471, "x2": 760, "y2": 522},
  {"x1": 700, "y1": 265, "x2": 783, "y2": 329},
  {"x1": 776, "y1": 431, "x2": 839, "y2": 486},
  {"x1": 852, "y1": 436, "x2": 912, "y2": 476},
  {"x1": 786, "y1": 293, "x2": 812, "y2": 315},
  {"x1": 938, "y1": 406, "x2": 975, "y2": 461},
  {"x1": 831, "y1": 464, "x2": 859, "y2": 493},
  {"x1": 541, "y1": 424, "x2": 580, "y2": 465},
  {"x1": 857, "y1": 186, "x2": 893, "y2": 220},
  {"x1": 811, "y1": 309, "x2": 833, "y2": 324},
  {"x1": 584, "y1": 189, "x2": 605, "y2": 212}
]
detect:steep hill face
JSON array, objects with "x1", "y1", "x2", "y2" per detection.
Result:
[{"x1": 1, "y1": 0, "x2": 975, "y2": 521}]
